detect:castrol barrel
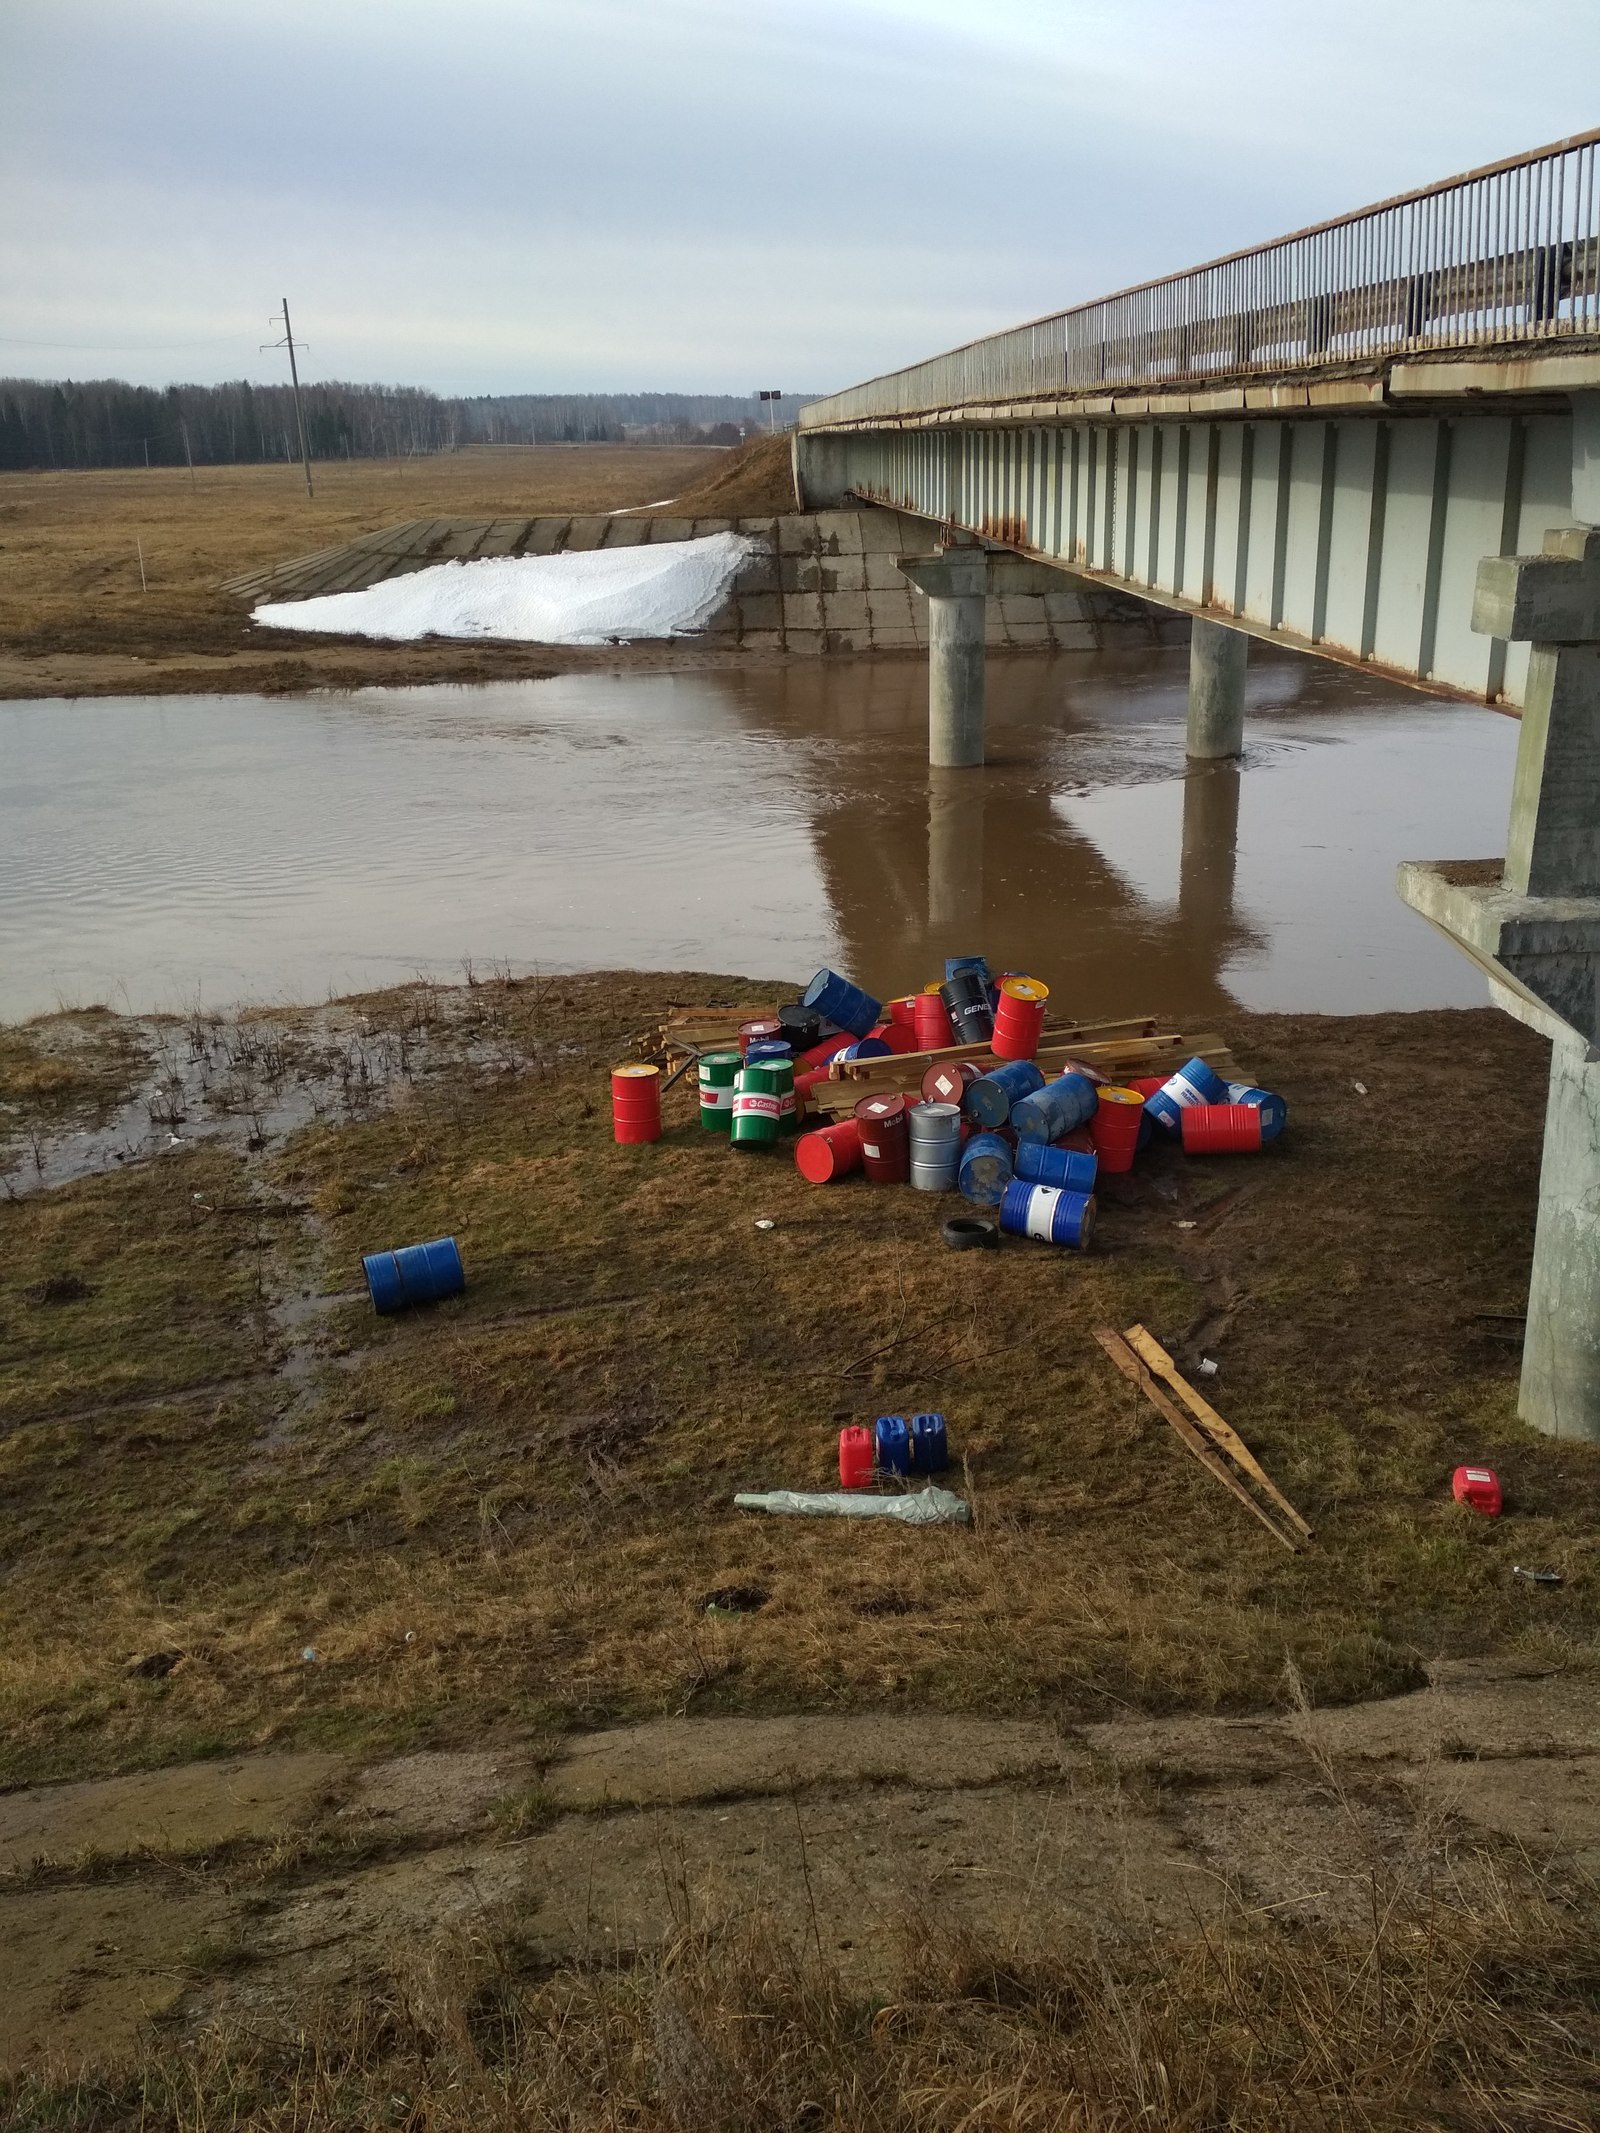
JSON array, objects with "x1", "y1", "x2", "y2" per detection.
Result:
[
  {"x1": 611, "y1": 1062, "x2": 663, "y2": 1145},
  {"x1": 731, "y1": 1058, "x2": 785, "y2": 1148},
  {"x1": 853, "y1": 1092, "x2": 910, "y2": 1184},
  {"x1": 991, "y1": 976, "x2": 1050, "y2": 1061},
  {"x1": 698, "y1": 1050, "x2": 742, "y2": 1133}
]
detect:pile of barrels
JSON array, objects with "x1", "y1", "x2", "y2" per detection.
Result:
[{"x1": 612, "y1": 957, "x2": 1286, "y2": 1255}]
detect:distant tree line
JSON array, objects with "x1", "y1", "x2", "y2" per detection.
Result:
[{"x1": 0, "y1": 379, "x2": 818, "y2": 472}]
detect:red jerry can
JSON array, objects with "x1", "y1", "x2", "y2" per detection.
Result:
[
  {"x1": 839, "y1": 1426, "x2": 874, "y2": 1490},
  {"x1": 1452, "y1": 1465, "x2": 1503, "y2": 1517}
]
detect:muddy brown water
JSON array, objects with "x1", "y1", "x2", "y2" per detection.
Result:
[{"x1": 0, "y1": 648, "x2": 1517, "y2": 1023}]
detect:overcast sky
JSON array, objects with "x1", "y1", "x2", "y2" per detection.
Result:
[{"x1": 3, "y1": 0, "x2": 1598, "y2": 398}]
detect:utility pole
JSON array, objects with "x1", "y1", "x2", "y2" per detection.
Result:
[{"x1": 262, "y1": 299, "x2": 314, "y2": 499}]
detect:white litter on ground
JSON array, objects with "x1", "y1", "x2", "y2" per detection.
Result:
[{"x1": 252, "y1": 531, "x2": 762, "y2": 645}]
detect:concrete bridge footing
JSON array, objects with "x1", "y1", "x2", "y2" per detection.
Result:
[
  {"x1": 898, "y1": 548, "x2": 989, "y2": 767},
  {"x1": 1187, "y1": 620, "x2": 1248, "y2": 759}
]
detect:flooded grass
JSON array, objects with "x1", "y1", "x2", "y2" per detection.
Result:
[{"x1": 1, "y1": 972, "x2": 1594, "y2": 1797}]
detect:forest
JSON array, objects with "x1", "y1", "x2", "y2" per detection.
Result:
[{"x1": 0, "y1": 379, "x2": 811, "y2": 471}]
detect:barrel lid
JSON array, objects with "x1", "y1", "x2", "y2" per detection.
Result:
[
  {"x1": 854, "y1": 1092, "x2": 906, "y2": 1123},
  {"x1": 999, "y1": 975, "x2": 1050, "y2": 1003},
  {"x1": 612, "y1": 1062, "x2": 660, "y2": 1080},
  {"x1": 913, "y1": 1102, "x2": 961, "y2": 1127},
  {"x1": 1098, "y1": 1085, "x2": 1144, "y2": 1107}
]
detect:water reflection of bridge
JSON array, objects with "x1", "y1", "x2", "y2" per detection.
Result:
[{"x1": 704, "y1": 649, "x2": 1269, "y2": 1023}]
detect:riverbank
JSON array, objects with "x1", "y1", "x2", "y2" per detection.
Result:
[
  {"x1": 0, "y1": 443, "x2": 730, "y2": 699},
  {"x1": 4, "y1": 968, "x2": 1597, "y2": 2114}
]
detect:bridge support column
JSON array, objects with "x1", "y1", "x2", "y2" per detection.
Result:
[
  {"x1": 1187, "y1": 619, "x2": 1248, "y2": 759},
  {"x1": 1399, "y1": 519, "x2": 1600, "y2": 1441},
  {"x1": 898, "y1": 547, "x2": 989, "y2": 768}
]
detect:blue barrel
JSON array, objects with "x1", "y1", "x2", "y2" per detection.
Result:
[
  {"x1": 999, "y1": 1180, "x2": 1096, "y2": 1249},
  {"x1": 1145, "y1": 1056, "x2": 1229, "y2": 1133},
  {"x1": 1227, "y1": 1080, "x2": 1288, "y2": 1142},
  {"x1": 945, "y1": 955, "x2": 989, "y2": 985},
  {"x1": 965, "y1": 1058, "x2": 1046, "y2": 1128},
  {"x1": 746, "y1": 1039, "x2": 793, "y2": 1064},
  {"x1": 958, "y1": 1130, "x2": 1014, "y2": 1205},
  {"x1": 1011, "y1": 1073, "x2": 1097, "y2": 1144},
  {"x1": 803, "y1": 968, "x2": 882, "y2": 1039},
  {"x1": 1015, "y1": 1141, "x2": 1099, "y2": 1193},
  {"x1": 911, "y1": 1413, "x2": 948, "y2": 1472},
  {"x1": 875, "y1": 1414, "x2": 911, "y2": 1475},
  {"x1": 838, "y1": 1036, "x2": 893, "y2": 1060},
  {"x1": 363, "y1": 1235, "x2": 465, "y2": 1314}
]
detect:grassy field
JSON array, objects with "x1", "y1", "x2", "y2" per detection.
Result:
[
  {"x1": 0, "y1": 442, "x2": 741, "y2": 696},
  {"x1": 1, "y1": 971, "x2": 1592, "y2": 1795}
]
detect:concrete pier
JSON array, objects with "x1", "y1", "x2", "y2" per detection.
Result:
[
  {"x1": 898, "y1": 548, "x2": 989, "y2": 767},
  {"x1": 1520, "y1": 1031, "x2": 1600, "y2": 1439},
  {"x1": 1187, "y1": 619, "x2": 1248, "y2": 759}
]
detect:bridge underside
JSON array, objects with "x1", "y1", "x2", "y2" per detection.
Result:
[{"x1": 801, "y1": 405, "x2": 1582, "y2": 710}]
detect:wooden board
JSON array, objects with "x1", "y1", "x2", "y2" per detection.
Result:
[{"x1": 1123, "y1": 1325, "x2": 1313, "y2": 1541}]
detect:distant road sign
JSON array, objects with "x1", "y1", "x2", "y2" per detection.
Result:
[{"x1": 758, "y1": 390, "x2": 783, "y2": 401}]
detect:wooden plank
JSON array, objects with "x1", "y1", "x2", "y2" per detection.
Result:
[
  {"x1": 807, "y1": 1039, "x2": 1238, "y2": 1113},
  {"x1": 827, "y1": 1017, "x2": 1166, "y2": 1080},
  {"x1": 1123, "y1": 1326, "x2": 1313, "y2": 1540},
  {"x1": 1094, "y1": 1329, "x2": 1299, "y2": 1551}
]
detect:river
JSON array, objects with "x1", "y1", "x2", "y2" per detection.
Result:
[{"x1": 0, "y1": 648, "x2": 1517, "y2": 1023}]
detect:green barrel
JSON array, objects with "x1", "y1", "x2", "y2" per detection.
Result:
[
  {"x1": 731, "y1": 1058, "x2": 785, "y2": 1148},
  {"x1": 698, "y1": 1050, "x2": 742, "y2": 1133},
  {"x1": 770, "y1": 1056, "x2": 798, "y2": 1135}
]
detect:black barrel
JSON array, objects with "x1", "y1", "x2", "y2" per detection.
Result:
[{"x1": 940, "y1": 968, "x2": 994, "y2": 1045}]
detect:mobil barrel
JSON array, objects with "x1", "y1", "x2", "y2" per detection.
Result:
[
  {"x1": 922, "y1": 1058, "x2": 981, "y2": 1106},
  {"x1": 940, "y1": 967, "x2": 994, "y2": 1045},
  {"x1": 908, "y1": 1100, "x2": 962, "y2": 1192},
  {"x1": 1011, "y1": 1072, "x2": 1097, "y2": 1144},
  {"x1": 854, "y1": 1092, "x2": 910, "y2": 1183},
  {"x1": 795, "y1": 1117, "x2": 862, "y2": 1183},
  {"x1": 731, "y1": 1059, "x2": 785, "y2": 1148},
  {"x1": 803, "y1": 968, "x2": 882, "y2": 1039},
  {"x1": 913, "y1": 988, "x2": 954, "y2": 1050},
  {"x1": 1090, "y1": 1086, "x2": 1145, "y2": 1173},
  {"x1": 738, "y1": 1017, "x2": 784, "y2": 1056},
  {"x1": 1014, "y1": 1140, "x2": 1098, "y2": 1193},
  {"x1": 1145, "y1": 1056, "x2": 1229, "y2": 1132},
  {"x1": 958, "y1": 1129, "x2": 1014, "y2": 1205},
  {"x1": 991, "y1": 976, "x2": 1050, "y2": 1061},
  {"x1": 1181, "y1": 1103, "x2": 1263, "y2": 1154},
  {"x1": 363, "y1": 1234, "x2": 466, "y2": 1314},
  {"x1": 966, "y1": 1058, "x2": 1045, "y2": 1128},
  {"x1": 999, "y1": 1179, "x2": 1096, "y2": 1250},
  {"x1": 611, "y1": 1062, "x2": 662, "y2": 1144},
  {"x1": 698, "y1": 1050, "x2": 742, "y2": 1132},
  {"x1": 1226, "y1": 1080, "x2": 1288, "y2": 1141}
]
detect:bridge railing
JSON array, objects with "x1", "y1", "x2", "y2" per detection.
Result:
[{"x1": 801, "y1": 130, "x2": 1600, "y2": 427}]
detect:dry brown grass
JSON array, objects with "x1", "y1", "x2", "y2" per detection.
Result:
[
  {"x1": 0, "y1": 443, "x2": 724, "y2": 686},
  {"x1": 8, "y1": 1840, "x2": 1596, "y2": 2131},
  {"x1": 1, "y1": 972, "x2": 1596, "y2": 1792}
]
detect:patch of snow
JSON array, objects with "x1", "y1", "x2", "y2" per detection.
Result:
[{"x1": 252, "y1": 531, "x2": 762, "y2": 645}]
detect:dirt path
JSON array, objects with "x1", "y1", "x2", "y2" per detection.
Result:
[{"x1": 5, "y1": 1665, "x2": 1597, "y2": 2073}]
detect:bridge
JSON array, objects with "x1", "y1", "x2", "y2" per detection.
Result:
[{"x1": 795, "y1": 129, "x2": 1600, "y2": 1445}]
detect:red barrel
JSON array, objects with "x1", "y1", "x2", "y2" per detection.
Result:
[
  {"x1": 795, "y1": 1118, "x2": 862, "y2": 1183},
  {"x1": 991, "y1": 976, "x2": 1050, "y2": 1061},
  {"x1": 611, "y1": 1063, "x2": 662, "y2": 1144},
  {"x1": 913, "y1": 989, "x2": 955, "y2": 1050},
  {"x1": 799, "y1": 1031, "x2": 853, "y2": 1070},
  {"x1": 739, "y1": 1018, "x2": 783, "y2": 1057},
  {"x1": 1180, "y1": 1103, "x2": 1264, "y2": 1155},
  {"x1": 854, "y1": 1092, "x2": 910, "y2": 1183},
  {"x1": 1090, "y1": 1086, "x2": 1144, "y2": 1173},
  {"x1": 1129, "y1": 1074, "x2": 1170, "y2": 1100},
  {"x1": 870, "y1": 1020, "x2": 923, "y2": 1056},
  {"x1": 922, "y1": 1058, "x2": 981, "y2": 1105},
  {"x1": 886, "y1": 995, "x2": 919, "y2": 1029}
]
